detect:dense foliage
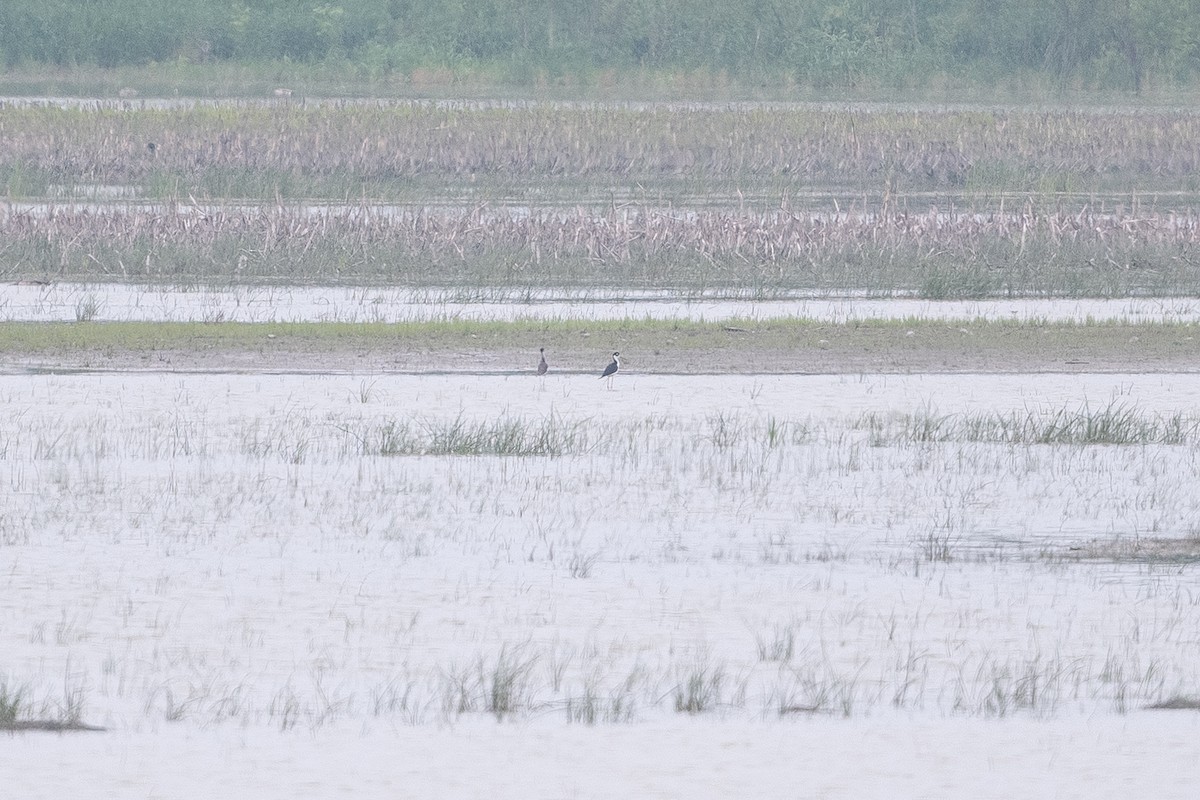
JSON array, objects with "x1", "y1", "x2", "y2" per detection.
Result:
[{"x1": 0, "y1": 0, "x2": 1197, "y2": 91}]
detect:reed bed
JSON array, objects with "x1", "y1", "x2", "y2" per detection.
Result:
[
  {"x1": 3, "y1": 104, "x2": 1200, "y2": 199},
  {"x1": 3, "y1": 200, "x2": 1200, "y2": 295},
  {"x1": 7, "y1": 102, "x2": 1200, "y2": 295}
]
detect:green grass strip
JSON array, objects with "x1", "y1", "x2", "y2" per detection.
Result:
[{"x1": 0, "y1": 317, "x2": 1193, "y2": 352}]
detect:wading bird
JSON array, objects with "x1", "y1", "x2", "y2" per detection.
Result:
[
  {"x1": 600, "y1": 351, "x2": 620, "y2": 387},
  {"x1": 537, "y1": 347, "x2": 548, "y2": 375}
]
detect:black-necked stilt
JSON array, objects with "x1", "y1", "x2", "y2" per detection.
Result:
[
  {"x1": 600, "y1": 351, "x2": 620, "y2": 387},
  {"x1": 537, "y1": 347, "x2": 548, "y2": 375}
]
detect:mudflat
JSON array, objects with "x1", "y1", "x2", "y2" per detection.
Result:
[{"x1": 1, "y1": 319, "x2": 1196, "y2": 374}]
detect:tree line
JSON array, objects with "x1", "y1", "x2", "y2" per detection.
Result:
[{"x1": 0, "y1": 0, "x2": 1196, "y2": 92}]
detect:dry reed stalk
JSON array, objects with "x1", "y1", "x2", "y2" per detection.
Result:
[
  {"x1": 2, "y1": 105, "x2": 1200, "y2": 193},
  {"x1": 1, "y1": 202, "x2": 1198, "y2": 293},
  {"x1": 5, "y1": 203, "x2": 1200, "y2": 255}
]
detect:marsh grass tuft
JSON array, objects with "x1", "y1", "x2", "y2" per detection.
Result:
[
  {"x1": 565, "y1": 672, "x2": 640, "y2": 725},
  {"x1": 0, "y1": 674, "x2": 103, "y2": 732},
  {"x1": 673, "y1": 661, "x2": 726, "y2": 715},
  {"x1": 482, "y1": 645, "x2": 539, "y2": 720},
  {"x1": 0, "y1": 680, "x2": 27, "y2": 727},
  {"x1": 776, "y1": 664, "x2": 864, "y2": 718},
  {"x1": 755, "y1": 625, "x2": 796, "y2": 663},
  {"x1": 566, "y1": 680, "x2": 602, "y2": 725},
  {"x1": 1019, "y1": 403, "x2": 1197, "y2": 445},
  {"x1": 438, "y1": 645, "x2": 541, "y2": 720},
  {"x1": 956, "y1": 656, "x2": 1078, "y2": 718},
  {"x1": 568, "y1": 550, "x2": 599, "y2": 578},
  {"x1": 345, "y1": 414, "x2": 587, "y2": 457},
  {"x1": 355, "y1": 379, "x2": 379, "y2": 404},
  {"x1": 764, "y1": 416, "x2": 808, "y2": 448},
  {"x1": 74, "y1": 294, "x2": 104, "y2": 322},
  {"x1": 886, "y1": 402, "x2": 1198, "y2": 446},
  {"x1": 705, "y1": 412, "x2": 744, "y2": 449}
]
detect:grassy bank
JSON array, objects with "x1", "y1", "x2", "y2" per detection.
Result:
[{"x1": 2, "y1": 318, "x2": 1196, "y2": 374}]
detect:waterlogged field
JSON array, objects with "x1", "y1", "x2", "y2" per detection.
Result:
[
  {"x1": 6, "y1": 95, "x2": 1200, "y2": 797},
  {"x1": 4, "y1": 370, "x2": 1200, "y2": 797}
]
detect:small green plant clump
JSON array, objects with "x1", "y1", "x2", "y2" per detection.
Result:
[
  {"x1": 889, "y1": 402, "x2": 1199, "y2": 446},
  {"x1": 346, "y1": 414, "x2": 587, "y2": 457}
]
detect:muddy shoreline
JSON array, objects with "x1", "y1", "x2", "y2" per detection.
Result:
[{"x1": 4, "y1": 322, "x2": 1196, "y2": 375}]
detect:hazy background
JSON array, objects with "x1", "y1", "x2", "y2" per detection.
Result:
[{"x1": 1, "y1": 0, "x2": 1196, "y2": 98}]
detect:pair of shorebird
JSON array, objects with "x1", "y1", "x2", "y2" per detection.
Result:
[{"x1": 537, "y1": 348, "x2": 620, "y2": 386}]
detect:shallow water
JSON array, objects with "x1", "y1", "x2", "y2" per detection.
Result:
[
  {"x1": 4, "y1": 282, "x2": 1200, "y2": 324},
  {"x1": 8, "y1": 716, "x2": 1200, "y2": 800},
  {"x1": 4, "y1": 370, "x2": 1199, "y2": 799},
  {"x1": 6, "y1": 372, "x2": 1198, "y2": 668}
]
